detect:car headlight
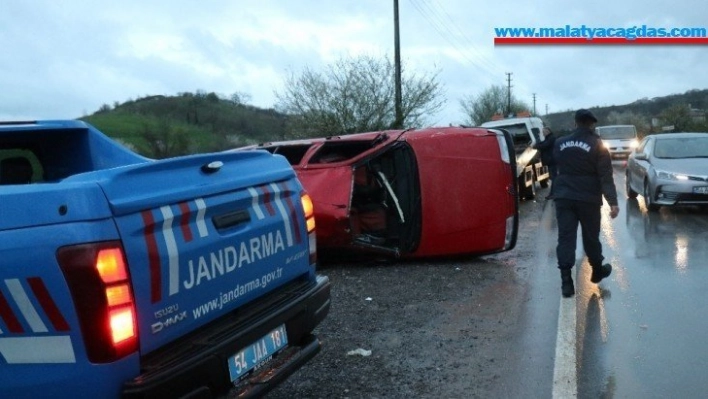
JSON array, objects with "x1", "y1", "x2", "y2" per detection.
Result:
[
  {"x1": 630, "y1": 140, "x2": 639, "y2": 148},
  {"x1": 656, "y1": 169, "x2": 689, "y2": 181},
  {"x1": 602, "y1": 140, "x2": 609, "y2": 148}
]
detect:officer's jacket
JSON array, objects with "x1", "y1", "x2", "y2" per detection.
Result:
[{"x1": 552, "y1": 127, "x2": 618, "y2": 205}]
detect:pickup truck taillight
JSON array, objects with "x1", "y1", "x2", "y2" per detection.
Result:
[
  {"x1": 301, "y1": 193, "x2": 317, "y2": 264},
  {"x1": 57, "y1": 241, "x2": 138, "y2": 363}
]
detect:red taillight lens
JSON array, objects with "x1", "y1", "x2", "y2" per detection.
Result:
[
  {"x1": 96, "y1": 248, "x2": 128, "y2": 283},
  {"x1": 301, "y1": 193, "x2": 315, "y2": 233},
  {"x1": 57, "y1": 241, "x2": 138, "y2": 363},
  {"x1": 301, "y1": 193, "x2": 317, "y2": 265}
]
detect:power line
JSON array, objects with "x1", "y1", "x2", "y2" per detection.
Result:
[
  {"x1": 412, "y1": 1, "x2": 539, "y2": 108},
  {"x1": 424, "y1": 0, "x2": 504, "y2": 73},
  {"x1": 407, "y1": 0, "x2": 499, "y2": 76},
  {"x1": 406, "y1": 0, "x2": 501, "y2": 79}
]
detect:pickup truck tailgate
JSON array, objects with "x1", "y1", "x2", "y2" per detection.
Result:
[{"x1": 101, "y1": 151, "x2": 314, "y2": 354}]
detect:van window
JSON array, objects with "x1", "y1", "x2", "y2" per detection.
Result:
[
  {"x1": 256, "y1": 144, "x2": 313, "y2": 165},
  {"x1": 309, "y1": 140, "x2": 377, "y2": 164}
]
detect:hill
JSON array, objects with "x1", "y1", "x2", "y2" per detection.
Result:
[
  {"x1": 82, "y1": 88, "x2": 708, "y2": 158},
  {"x1": 542, "y1": 88, "x2": 708, "y2": 136},
  {"x1": 81, "y1": 91, "x2": 290, "y2": 158}
]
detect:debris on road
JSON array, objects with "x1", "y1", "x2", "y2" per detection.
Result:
[{"x1": 347, "y1": 348, "x2": 372, "y2": 357}]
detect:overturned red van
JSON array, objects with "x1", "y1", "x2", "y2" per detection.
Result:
[{"x1": 234, "y1": 126, "x2": 519, "y2": 259}]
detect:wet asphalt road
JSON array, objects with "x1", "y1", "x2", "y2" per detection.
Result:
[
  {"x1": 265, "y1": 163, "x2": 708, "y2": 399},
  {"x1": 533, "y1": 164, "x2": 708, "y2": 398}
]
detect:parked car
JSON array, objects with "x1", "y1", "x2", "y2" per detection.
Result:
[
  {"x1": 596, "y1": 124, "x2": 638, "y2": 159},
  {"x1": 233, "y1": 127, "x2": 519, "y2": 259},
  {"x1": 626, "y1": 132, "x2": 708, "y2": 211}
]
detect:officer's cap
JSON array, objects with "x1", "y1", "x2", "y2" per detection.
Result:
[{"x1": 575, "y1": 109, "x2": 598, "y2": 123}]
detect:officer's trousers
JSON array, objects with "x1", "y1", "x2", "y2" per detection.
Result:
[{"x1": 555, "y1": 199, "x2": 604, "y2": 270}]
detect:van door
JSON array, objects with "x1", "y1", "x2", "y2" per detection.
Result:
[{"x1": 350, "y1": 142, "x2": 421, "y2": 255}]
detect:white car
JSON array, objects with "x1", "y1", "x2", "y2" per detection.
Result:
[{"x1": 626, "y1": 132, "x2": 708, "y2": 211}]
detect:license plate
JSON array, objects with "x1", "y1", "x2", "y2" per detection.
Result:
[
  {"x1": 694, "y1": 186, "x2": 708, "y2": 194},
  {"x1": 228, "y1": 324, "x2": 288, "y2": 383}
]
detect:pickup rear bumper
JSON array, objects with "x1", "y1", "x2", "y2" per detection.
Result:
[{"x1": 122, "y1": 275, "x2": 331, "y2": 399}]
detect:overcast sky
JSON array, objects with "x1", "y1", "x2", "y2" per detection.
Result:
[{"x1": 2, "y1": 0, "x2": 707, "y2": 125}]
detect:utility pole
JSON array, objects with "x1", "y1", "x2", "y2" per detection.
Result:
[
  {"x1": 505, "y1": 72, "x2": 513, "y2": 116},
  {"x1": 545, "y1": 104, "x2": 549, "y2": 116},
  {"x1": 393, "y1": 0, "x2": 403, "y2": 129},
  {"x1": 532, "y1": 93, "x2": 537, "y2": 115}
]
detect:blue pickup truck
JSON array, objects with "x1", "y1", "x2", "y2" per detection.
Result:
[{"x1": 0, "y1": 120, "x2": 330, "y2": 398}]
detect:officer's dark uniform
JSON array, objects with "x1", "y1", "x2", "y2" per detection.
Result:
[
  {"x1": 552, "y1": 114, "x2": 618, "y2": 273},
  {"x1": 533, "y1": 130, "x2": 557, "y2": 179}
]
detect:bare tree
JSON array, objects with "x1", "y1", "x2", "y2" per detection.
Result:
[
  {"x1": 276, "y1": 55, "x2": 445, "y2": 137},
  {"x1": 229, "y1": 91, "x2": 252, "y2": 106},
  {"x1": 460, "y1": 85, "x2": 531, "y2": 126}
]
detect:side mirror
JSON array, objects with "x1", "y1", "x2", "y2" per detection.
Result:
[{"x1": 634, "y1": 152, "x2": 648, "y2": 160}]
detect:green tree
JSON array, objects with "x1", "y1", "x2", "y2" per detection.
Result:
[
  {"x1": 276, "y1": 55, "x2": 445, "y2": 138},
  {"x1": 659, "y1": 103, "x2": 692, "y2": 132},
  {"x1": 689, "y1": 119, "x2": 708, "y2": 132},
  {"x1": 96, "y1": 103, "x2": 112, "y2": 113},
  {"x1": 459, "y1": 85, "x2": 531, "y2": 126},
  {"x1": 139, "y1": 119, "x2": 191, "y2": 159}
]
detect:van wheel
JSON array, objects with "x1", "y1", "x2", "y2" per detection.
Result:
[
  {"x1": 644, "y1": 180, "x2": 659, "y2": 212},
  {"x1": 626, "y1": 171, "x2": 638, "y2": 198}
]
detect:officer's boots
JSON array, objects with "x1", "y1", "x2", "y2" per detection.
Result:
[
  {"x1": 560, "y1": 269, "x2": 574, "y2": 298},
  {"x1": 591, "y1": 264, "x2": 612, "y2": 283}
]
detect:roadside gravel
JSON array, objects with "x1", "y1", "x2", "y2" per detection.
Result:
[{"x1": 265, "y1": 194, "x2": 548, "y2": 399}]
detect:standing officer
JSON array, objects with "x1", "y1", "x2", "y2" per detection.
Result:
[{"x1": 552, "y1": 109, "x2": 619, "y2": 297}]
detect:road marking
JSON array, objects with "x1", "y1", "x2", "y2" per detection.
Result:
[
  {"x1": 553, "y1": 281, "x2": 577, "y2": 398},
  {"x1": 552, "y1": 231, "x2": 585, "y2": 399},
  {"x1": 541, "y1": 199, "x2": 579, "y2": 397}
]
